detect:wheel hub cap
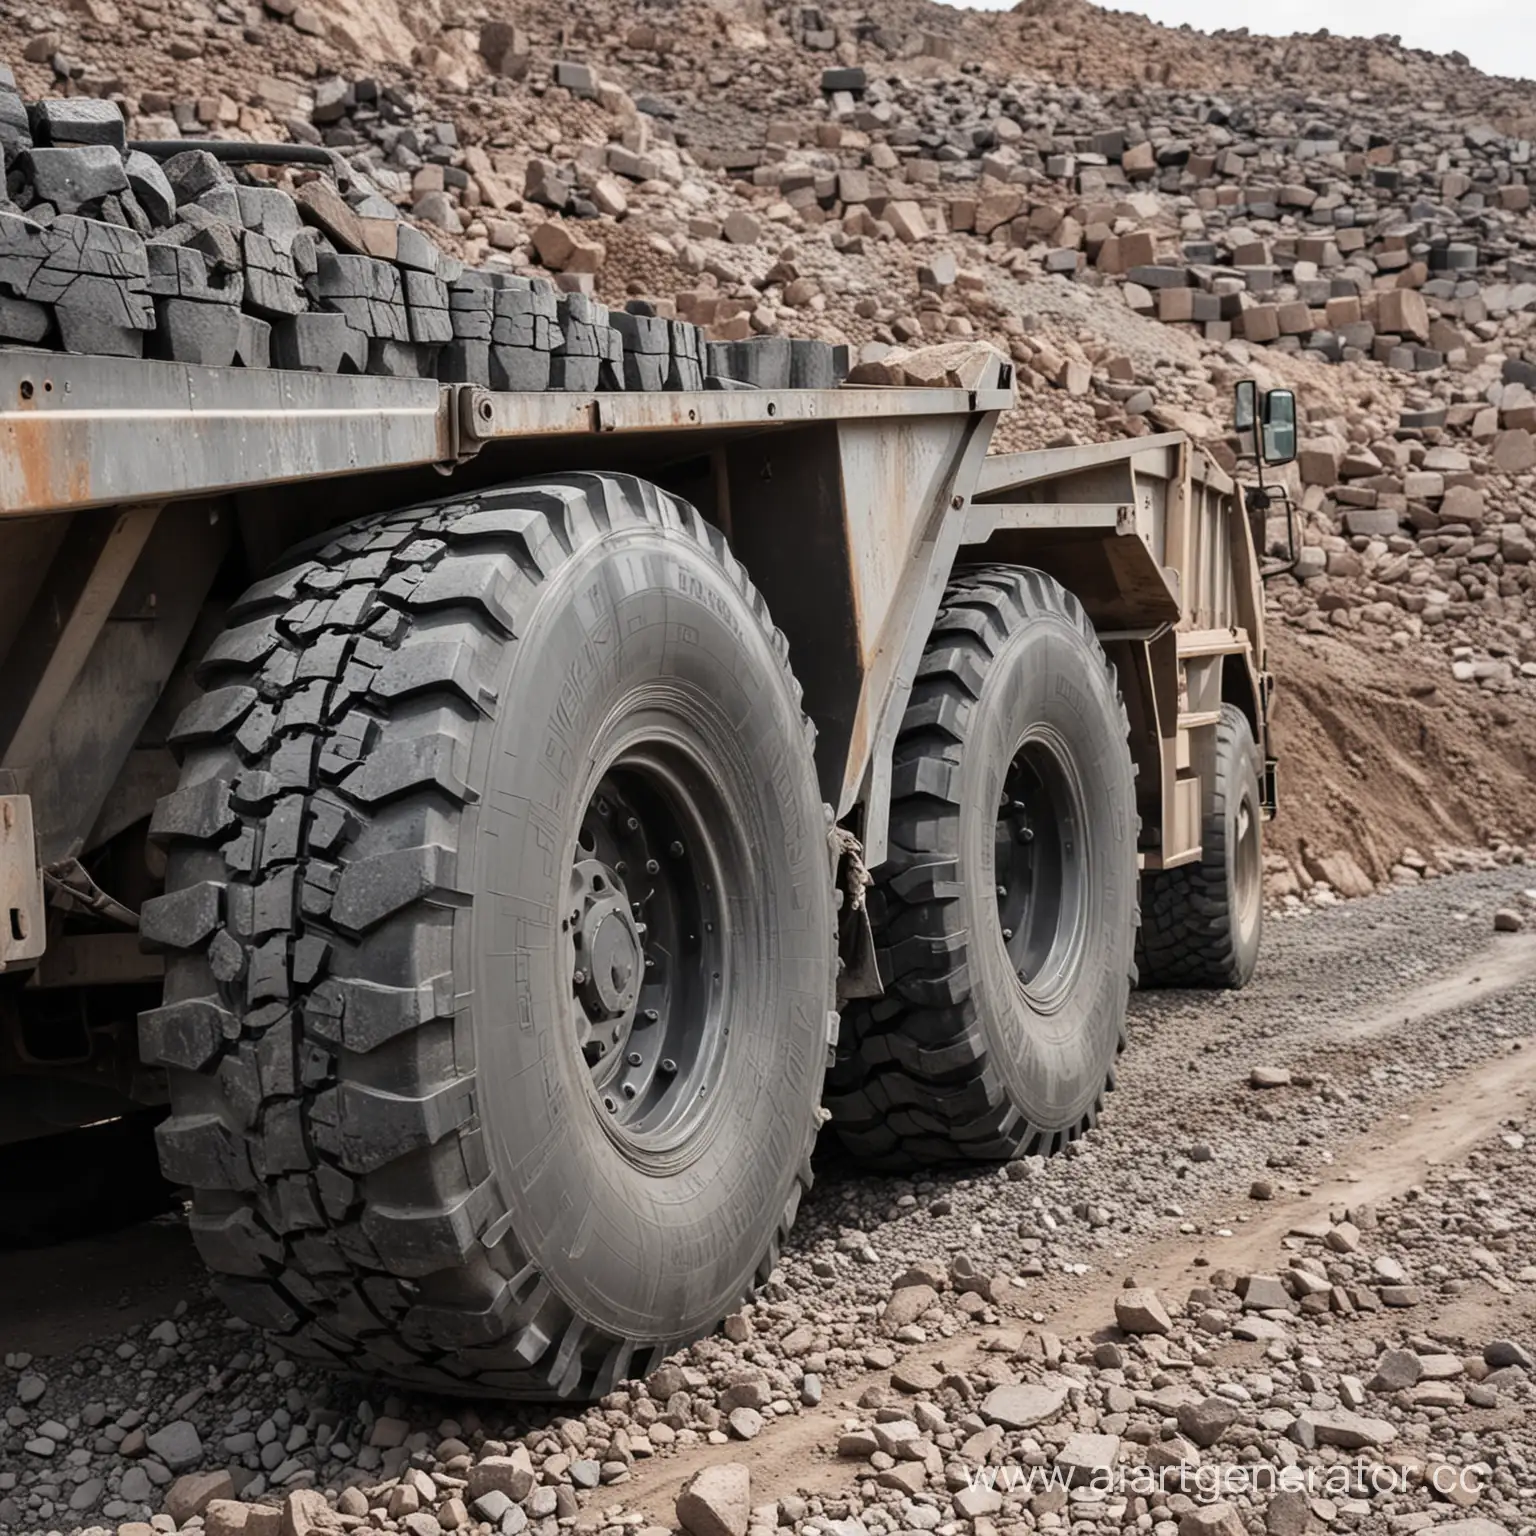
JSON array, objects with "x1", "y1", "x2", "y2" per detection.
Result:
[{"x1": 572, "y1": 862, "x2": 643, "y2": 1023}]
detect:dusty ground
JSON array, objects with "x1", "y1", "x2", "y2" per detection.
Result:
[
  {"x1": 5, "y1": 869, "x2": 1536, "y2": 1536},
  {"x1": 1265, "y1": 627, "x2": 1536, "y2": 889}
]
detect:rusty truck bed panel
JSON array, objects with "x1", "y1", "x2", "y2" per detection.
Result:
[{"x1": 0, "y1": 350, "x2": 1012, "y2": 518}]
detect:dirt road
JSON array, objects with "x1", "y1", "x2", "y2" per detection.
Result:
[{"x1": 3, "y1": 867, "x2": 1535, "y2": 1536}]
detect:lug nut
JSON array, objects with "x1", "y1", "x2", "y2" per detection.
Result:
[
  {"x1": 627, "y1": 1051, "x2": 643, "y2": 1067},
  {"x1": 669, "y1": 840, "x2": 684, "y2": 857},
  {"x1": 622, "y1": 1083, "x2": 637, "y2": 1099},
  {"x1": 660, "y1": 1058, "x2": 677, "y2": 1074},
  {"x1": 603, "y1": 1096, "x2": 617, "y2": 1113},
  {"x1": 573, "y1": 969, "x2": 587, "y2": 985},
  {"x1": 626, "y1": 816, "x2": 639, "y2": 831},
  {"x1": 643, "y1": 1008, "x2": 660, "y2": 1023},
  {"x1": 1002, "y1": 928, "x2": 1014, "y2": 940},
  {"x1": 646, "y1": 858, "x2": 659, "y2": 874}
]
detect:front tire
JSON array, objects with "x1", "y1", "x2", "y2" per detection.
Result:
[
  {"x1": 142, "y1": 474, "x2": 835, "y2": 1398},
  {"x1": 828, "y1": 566, "x2": 1138, "y2": 1170}
]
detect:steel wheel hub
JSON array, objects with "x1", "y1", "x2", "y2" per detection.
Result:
[
  {"x1": 562, "y1": 757, "x2": 730, "y2": 1147},
  {"x1": 571, "y1": 860, "x2": 643, "y2": 1024},
  {"x1": 993, "y1": 728, "x2": 1090, "y2": 1010}
]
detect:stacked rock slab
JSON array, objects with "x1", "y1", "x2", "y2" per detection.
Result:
[{"x1": 0, "y1": 79, "x2": 847, "y2": 394}]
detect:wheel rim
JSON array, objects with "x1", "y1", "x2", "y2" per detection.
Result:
[
  {"x1": 1233, "y1": 791, "x2": 1262, "y2": 939},
  {"x1": 994, "y1": 728, "x2": 1091, "y2": 1011},
  {"x1": 563, "y1": 746, "x2": 730, "y2": 1152}
]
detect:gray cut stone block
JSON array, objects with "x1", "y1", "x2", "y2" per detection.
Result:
[
  {"x1": 235, "y1": 185, "x2": 302, "y2": 239},
  {"x1": 437, "y1": 338, "x2": 490, "y2": 386},
  {"x1": 450, "y1": 303, "x2": 491, "y2": 342},
  {"x1": 404, "y1": 275, "x2": 453, "y2": 345},
  {"x1": 623, "y1": 351, "x2": 668, "y2": 391},
  {"x1": 703, "y1": 374, "x2": 757, "y2": 390},
  {"x1": 491, "y1": 310, "x2": 557, "y2": 350},
  {"x1": 0, "y1": 293, "x2": 51, "y2": 344},
  {"x1": 0, "y1": 88, "x2": 30, "y2": 155},
  {"x1": 171, "y1": 212, "x2": 243, "y2": 277},
  {"x1": 723, "y1": 336, "x2": 791, "y2": 389},
  {"x1": 147, "y1": 242, "x2": 243, "y2": 304},
  {"x1": 28, "y1": 98, "x2": 127, "y2": 151},
  {"x1": 789, "y1": 337, "x2": 835, "y2": 388},
  {"x1": 548, "y1": 354, "x2": 600, "y2": 391},
  {"x1": 368, "y1": 338, "x2": 439, "y2": 378},
  {"x1": 611, "y1": 311, "x2": 668, "y2": 354},
  {"x1": 1126, "y1": 263, "x2": 1189, "y2": 289},
  {"x1": 315, "y1": 252, "x2": 407, "y2": 340},
  {"x1": 162, "y1": 149, "x2": 234, "y2": 207},
  {"x1": 402, "y1": 267, "x2": 449, "y2": 311},
  {"x1": 315, "y1": 252, "x2": 390, "y2": 299},
  {"x1": 555, "y1": 322, "x2": 603, "y2": 358},
  {"x1": 286, "y1": 229, "x2": 318, "y2": 281},
  {"x1": 21, "y1": 217, "x2": 153, "y2": 331},
  {"x1": 553, "y1": 61, "x2": 598, "y2": 97},
  {"x1": 670, "y1": 356, "x2": 704, "y2": 391},
  {"x1": 492, "y1": 285, "x2": 558, "y2": 351},
  {"x1": 55, "y1": 306, "x2": 145, "y2": 357},
  {"x1": 557, "y1": 290, "x2": 606, "y2": 328},
  {"x1": 408, "y1": 303, "x2": 452, "y2": 347},
  {"x1": 194, "y1": 185, "x2": 243, "y2": 228},
  {"x1": 489, "y1": 345, "x2": 553, "y2": 391},
  {"x1": 152, "y1": 297, "x2": 241, "y2": 366},
  {"x1": 670, "y1": 319, "x2": 702, "y2": 361},
  {"x1": 240, "y1": 231, "x2": 303, "y2": 316},
  {"x1": 123, "y1": 150, "x2": 175, "y2": 227},
  {"x1": 598, "y1": 325, "x2": 626, "y2": 391},
  {"x1": 394, "y1": 222, "x2": 439, "y2": 272},
  {"x1": 235, "y1": 313, "x2": 271, "y2": 369},
  {"x1": 821, "y1": 67, "x2": 867, "y2": 93},
  {"x1": 26, "y1": 145, "x2": 129, "y2": 214},
  {"x1": 831, "y1": 343, "x2": 849, "y2": 381},
  {"x1": 0, "y1": 210, "x2": 48, "y2": 295},
  {"x1": 270, "y1": 311, "x2": 367, "y2": 373}
]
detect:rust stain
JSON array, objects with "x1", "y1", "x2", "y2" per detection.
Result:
[{"x1": 5, "y1": 411, "x2": 93, "y2": 515}]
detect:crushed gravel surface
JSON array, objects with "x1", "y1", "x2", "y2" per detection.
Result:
[{"x1": 4, "y1": 869, "x2": 1535, "y2": 1536}]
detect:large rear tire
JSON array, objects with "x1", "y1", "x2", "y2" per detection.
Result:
[
  {"x1": 827, "y1": 567, "x2": 1138, "y2": 1170},
  {"x1": 142, "y1": 474, "x2": 835, "y2": 1398},
  {"x1": 1138, "y1": 702, "x2": 1264, "y2": 989}
]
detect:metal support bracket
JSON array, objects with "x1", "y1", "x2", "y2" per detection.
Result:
[{"x1": 0, "y1": 795, "x2": 46, "y2": 971}]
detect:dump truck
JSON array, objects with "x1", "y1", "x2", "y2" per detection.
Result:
[{"x1": 0, "y1": 282, "x2": 1298, "y2": 1399}]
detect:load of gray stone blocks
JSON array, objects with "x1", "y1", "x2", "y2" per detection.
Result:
[{"x1": 0, "y1": 75, "x2": 849, "y2": 395}]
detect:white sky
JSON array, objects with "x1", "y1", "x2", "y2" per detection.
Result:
[{"x1": 943, "y1": 0, "x2": 1536, "y2": 83}]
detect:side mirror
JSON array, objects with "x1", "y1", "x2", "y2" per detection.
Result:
[
  {"x1": 1261, "y1": 388, "x2": 1297, "y2": 465},
  {"x1": 1233, "y1": 379, "x2": 1257, "y2": 434}
]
